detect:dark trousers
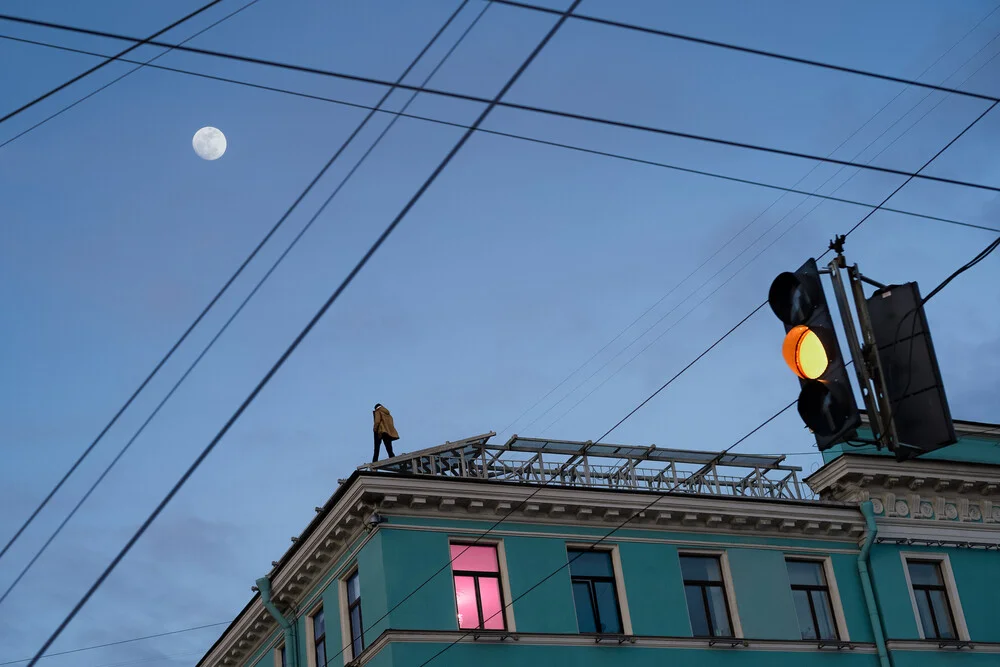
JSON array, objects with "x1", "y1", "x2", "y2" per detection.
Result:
[{"x1": 373, "y1": 432, "x2": 395, "y2": 463}]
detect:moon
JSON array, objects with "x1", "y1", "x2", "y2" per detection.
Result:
[{"x1": 192, "y1": 126, "x2": 227, "y2": 160}]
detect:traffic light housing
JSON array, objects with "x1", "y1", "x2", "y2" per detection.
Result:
[
  {"x1": 769, "y1": 259, "x2": 860, "y2": 449},
  {"x1": 867, "y1": 282, "x2": 956, "y2": 460}
]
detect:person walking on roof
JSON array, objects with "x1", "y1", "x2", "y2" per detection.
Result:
[{"x1": 372, "y1": 403, "x2": 399, "y2": 463}]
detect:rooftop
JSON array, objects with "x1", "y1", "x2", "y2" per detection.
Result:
[{"x1": 359, "y1": 432, "x2": 810, "y2": 500}]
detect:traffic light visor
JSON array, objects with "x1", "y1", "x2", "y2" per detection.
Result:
[
  {"x1": 782, "y1": 325, "x2": 829, "y2": 379},
  {"x1": 798, "y1": 380, "x2": 856, "y2": 437},
  {"x1": 768, "y1": 270, "x2": 818, "y2": 325}
]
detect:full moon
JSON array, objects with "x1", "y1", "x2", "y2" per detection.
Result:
[{"x1": 192, "y1": 126, "x2": 227, "y2": 160}]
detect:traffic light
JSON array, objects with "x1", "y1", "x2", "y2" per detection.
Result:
[{"x1": 768, "y1": 259, "x2": 861, "y2": 449}]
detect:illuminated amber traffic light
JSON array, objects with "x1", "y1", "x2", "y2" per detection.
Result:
[
  {"x1": 782, "y1": 325, "x2": 829, "y2": 379},
  {"x1": 768, "y1": 259, "x2": 860, "y2": 450}
]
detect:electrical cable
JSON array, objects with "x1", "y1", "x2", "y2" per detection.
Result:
[
  {"x1": 489, "y1": 0, "x2": 1000, "y2": 103},
  {"x1": 0, "y1": 0, "x2": 223, "y2": 126},
  {"x1": 0, "y1": 622, "x2": 228, "y2": 666},
  {"x1": 0, "y1": 0, "x2": 266, "y2": 566},
  {"x1": 23, "y1": 1, "x2": 581, "y2": 663},
  {"x1": 3, "y1": 15, "x2": 1000, "y2": 193},
  {"x1": 409, "y1": 401, "x2": 798, "y2": 667},
  {"x1": 532, "y1": 35, "x2": 1000, "y2": 435},
  {"x1": 3, "y1": 33, "x2": 997, "y2": 240},
  {"x1": 317, "y1": 76, "x2": 1000, "y2": 665},
  {"x1": 0, "y1": 0, "x2": 491, "y2": 611},
  {"x1": 7, "y1": 4, "x2": 1000, "y2": 105},
  {"x1": 886, "y1": 234, "x2": 1000, "y2": 433},
  {"x1": 0, "y1": 0, "x2": 473, "y2": 569},
  {"x1": 0, "y1": 0, "x2": 262, "y2": 151}
]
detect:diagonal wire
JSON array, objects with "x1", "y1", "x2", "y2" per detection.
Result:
[
  {"x1": 2, "y1": 14, "x2": 1000, "y2": 193},
  {"x1": 0, "y1": 0, "x2": 223, "y2": 126},
  {"x1": 489, "y1": 0, "x2": 1000, "y2": 102},
  {"x1": 24, "y1": 1, "x2": 581, "y2": 663},
  {"x1": 536, "y1": 35, "x2": 1000, "y2": 436},
  {"x1": 0, "y1": 0, "x2": 263, "y2": 565},
  {"x1": 326, "y1": 68, "x2": 1000, "y2": 667},
  {"x1": 0, "y1": 621, "x2": 228, "y2": 666},
  {"x1": 0, "y1": 0, "x2": 262, "y2": 151},
  {"x1": 3, "y1": 33, "x2": 999, "y2": 240},
  {"x1": 0, "y1": 0, "x2": 478, "y2": 607}
]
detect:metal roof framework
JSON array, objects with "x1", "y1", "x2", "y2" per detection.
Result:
[{"x1": 361, "y1": 433, "x2": 809, "y2": 500}]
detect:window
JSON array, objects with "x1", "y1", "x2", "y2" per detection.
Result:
[
  {"x1": 311, "y1": 607, "x2": 327, "y2": 667},
  {"x1": 680, "y1": 555, "x2": 733, "y2": 637},
  {"x1": 568, "y1": 549, "x2": 623, "y2": 634},
  {"x1": 346, "y1": 571, "x2": 364, "y2": 658},
  {"x1": 786, "y1": 559, "x2": 838, "y2": 640},
  {"x1": 275, "y1": 644, "x2": 286, "y2": 667},
  {"x1": 450, "y1": 544, "x2": 506, "y2": 630},
  {"x1": 906, "y1": 560, "x2": 957, "y2": 639}
]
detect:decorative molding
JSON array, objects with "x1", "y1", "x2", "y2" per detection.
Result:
[
  {"x1": 354, "y1": 629, "x2": 878, "y2": 665},
  {"x1": 199, "y1": 473, "x2": 864, "y2": 667}
]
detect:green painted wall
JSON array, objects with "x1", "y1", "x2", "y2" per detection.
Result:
[
  {"x1": 378, "y1": 528, "x2": 458, "y2": 632},
  {"x1": 868, "y1": 545, "x2": 920, "y2": 640},
  {"x1": 947, "y1": 548, "x2": 1000, "y2": 642},
  {"x1": 502, "y1": 535, "x2": 577, "y2": 633},
  {"x1": 618, "y1": 542, "x2": 690, "y2": 636},
  {"x1": 829, "y1": 553, "x2": 874, "y2": 643},
  {"x1": 358, "y1": 531, "x2": 392, "y2": 645},
  {"x1": 369, "y1": 640, "x2": 882, "y2": 667},
  {"x1": 823, "y1": 428, "x2": 1000, "y2": 465},
  {"x1": 727, "y1": 548, "x2": 800, "y2": 640}
]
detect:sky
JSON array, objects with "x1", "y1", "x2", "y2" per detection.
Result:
[{"x1": 1, "y1": 0, "x2": 999, "y2": 665}]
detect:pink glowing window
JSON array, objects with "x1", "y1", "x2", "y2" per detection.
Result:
[{"x1": 450, "y1": 544, "x2": 506, "y2": 630}]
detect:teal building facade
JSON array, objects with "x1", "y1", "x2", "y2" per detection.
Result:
[{"x1": 198, "y1": 420, "x2": 1000, "y2": 667}]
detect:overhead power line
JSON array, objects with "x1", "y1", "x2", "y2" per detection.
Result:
[
  {"x1": 416, "y1": 225, "x2": 1000, "y2": 667},
  {"x1": 0, "y1": 0, "x2": 474, "y2": 570},
  {"x1": 0, "y1": 0, "x2": 263, "y2": 565},
  {"x1": 489, "y1": 0, "x2": 1000, "y2": 103},
  {"x1": 0, "y1": 0, "x2": 491, "y2": 609},
  {"x1": 531, "y1": 29, "x2": 1000, "y2": 436},
  {"x1": 3, "y1": 33, "x2": 998, "y2": 238},
  {"x1": 0, "y1": 0, "x2": 262, "y2": 151},
  {"x1": 23, "y1": 1, "x2": 581, "y2": 663},
  {"x1": 3, "y1": 15, "x2": 1000, "y2": 194},
  {"x1": 0, "y1": 0, "x2": 223, "y2": 126},
  {"x1": 0, "y1": 621, "x2": 228, "y2": 666},
  {"x1": 324, "y1": 69, "x2": 999, "y2": 665}
]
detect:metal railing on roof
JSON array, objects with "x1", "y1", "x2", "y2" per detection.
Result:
[{"x1": 359, "y1": 433, "x2": 810, "y2": 500}]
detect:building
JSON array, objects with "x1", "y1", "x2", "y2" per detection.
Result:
[{"x1": 198, "y1": 418, "x2": 1000, "y2": 667}]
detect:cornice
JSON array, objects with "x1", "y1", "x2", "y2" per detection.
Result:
[
  {"x1": 200, "y1": 472, "x2": 864, "y2": 667},
  {"x1": 806, "y1": 454, "x2": 1000, "y2": 502},
  {"x1": 357, "y1": 629, "x2": 878, "y2": 665},
  {"x1": 366, "y1": 473, "x2": 865, "y2": 540}
]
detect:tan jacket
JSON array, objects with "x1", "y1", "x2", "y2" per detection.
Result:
[{"x1": 374, "y1": 405, "x2": 399, "y2": 440}]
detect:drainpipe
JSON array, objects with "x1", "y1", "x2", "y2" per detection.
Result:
[
  {"x1": 858, "y1": 501, "x2": 891, "y2": 667},
  {"x1": 257, "y1": 576, "x2": 299, "y2": 667}
]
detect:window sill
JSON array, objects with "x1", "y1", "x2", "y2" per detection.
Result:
[
  {"x1": 585, "y1": 633, "x2": 635, "y2": 645},
  {"x1": 817, "y1": 640, "x2": 855, "y2": 650},
  {"x1": 706, "y1": 637, "x2": 748, "y2": 648},
  {"x1": 471, "y1": 630, "x2": 518, "y2": 642}
]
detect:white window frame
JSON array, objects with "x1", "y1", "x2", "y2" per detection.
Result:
[
  {"x1": 304, "y1": 601, "x2": 325, "y2": 667},
  {"x1": 784, "y1": 555, "x2": 851, "y2": 641},
  {"x1": 448, "y1": 539, "x2": 517, "y2": 632},
  {"x1": 273, "y1": 643, "x2": 285, "y2": 667},
  {"x1": 565, "y1": 542, "x2": 633, "y2": 636},
  {"x1": 338, "y1": 566, "x2": 360, "y2": 664},
  {"x1": 899, "y1": 552, "x2": 970, "y2": 641},
  {"x1": 677, "y1": 549, "x2": 743, "y2": 638}
]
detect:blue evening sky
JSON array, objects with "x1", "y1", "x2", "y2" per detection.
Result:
[{"x1": 1, "y1": 1, "x2": 998, "y2": 665}]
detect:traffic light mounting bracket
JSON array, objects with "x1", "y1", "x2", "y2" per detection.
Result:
[{"x1": 826, "y1": 250, "x2": 898, "y2": 452}]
